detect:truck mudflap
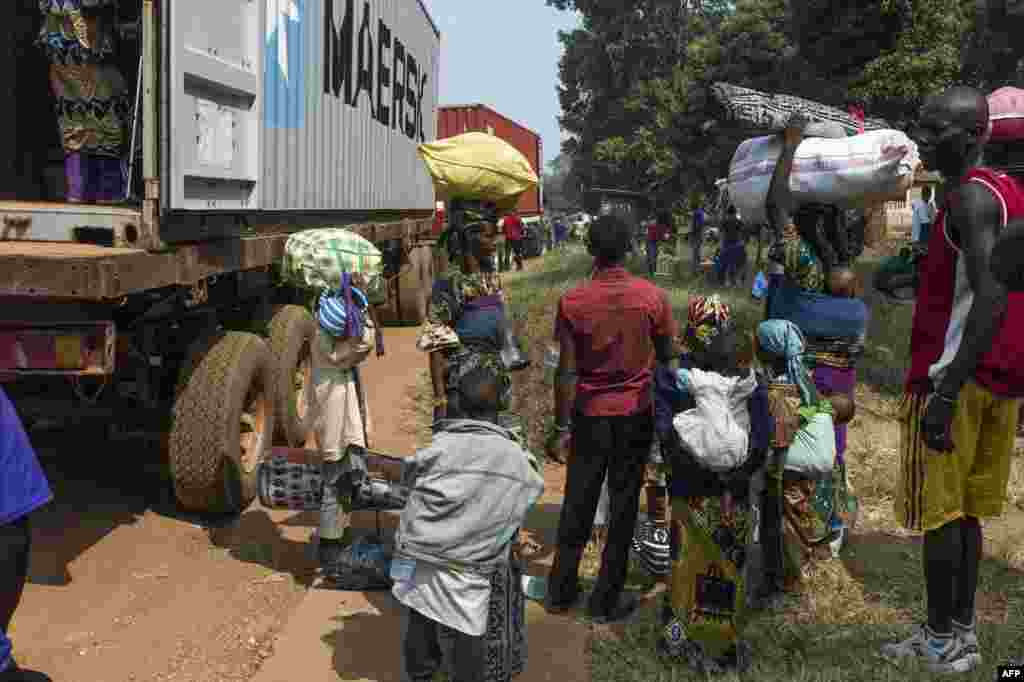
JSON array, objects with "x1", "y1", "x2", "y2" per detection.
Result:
[{"x1": 0, "y1": 321, "x2": 115, "y2": 376}]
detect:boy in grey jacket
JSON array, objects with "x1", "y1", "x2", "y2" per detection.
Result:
[{"x1": 392, "y1": 365, "x2": 544, "y2": 682}]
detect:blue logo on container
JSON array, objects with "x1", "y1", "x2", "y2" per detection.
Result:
[{"x1": 265, "y1": 0, "x2": 306, "y2": 129}]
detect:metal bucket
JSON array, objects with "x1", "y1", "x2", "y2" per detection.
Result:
[{"x1": 258, "y1": 447, "x2": 323, "y2": 511}]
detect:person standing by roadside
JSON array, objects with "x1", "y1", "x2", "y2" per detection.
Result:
[
  {"x1": 501, "y1": 210, "x2": 525, "y2": 272},
  {"x1": 881, "y1": 87, "x2": 1024, "y2": 674},
  {"x1": 646, "y1": 212, "x2": 672, "y2": 278},
  {"x1": 544, "y1": 214, "x2": 677, "y2": 623},
  {"x1": 553, "y1": 216, "x2": 568, "y2": 249},
  {"x1": 312, "y1": 272, "x2": 381, "y2": 583},
  {"x1": 0, "y1": 386, "x2": 54, "y2": 682},
  {"x1": 691, "y1": 203, "x2": 706, "y2": 276},
  {"x1": 393, "y1": 365, "x2": 543, "y2": 682},
  {"x1": 717, "y1": 205, "x2": 748, "y2": 287},
  {"x1": 911, "y1": 185, "x2": 936, "y2": 245}
]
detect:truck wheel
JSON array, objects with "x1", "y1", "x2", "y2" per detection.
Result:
[
  {"x1": 398, "y1": 245, "x2": 432, "y2": 325},
  {"x1": 267, "y1": 305, "x2": 316, "y2": 446},
  {"x1": 169, "y1": 332, "x2": 275, "y2": 513}
]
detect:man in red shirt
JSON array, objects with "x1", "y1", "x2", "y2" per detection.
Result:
[
  {"x1": 645, "y1": 212, "x2": 672, "y2": 278},
  {"x1": 500, "y1": 210, "x2": 525, "y2": 272},
  {"x1": 545, "y1": 215, "x2": 677, "y2": 623},
  {"x1": 881, "y1": 87, "x2": 1024, "y2": 674}
]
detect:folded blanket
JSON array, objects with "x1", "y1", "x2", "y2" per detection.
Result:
[
  {"x1": 768, "y1": 284, "x2": 869, "y2": 341},
  {"x1": 709, "y1": 82, "x2": 890, "y2": 135}
]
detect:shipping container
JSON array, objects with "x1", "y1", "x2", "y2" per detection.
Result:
[
  {"x1": 437, "y1": 104, "x2": 543, "y2": 216},
  {"x1": 0, "y1": 0, "x2": 444, "y2": 515},
  {"x1": 0, "y1": 0, "x2": 440, "y2": 250}
]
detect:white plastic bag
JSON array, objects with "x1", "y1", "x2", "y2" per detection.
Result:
[
  {"x1": 672, "y1": 369, "x2": 757, "y2": 473},
  {"x1": 728, "y1": 129, "x2": 920, "y2": 225}
]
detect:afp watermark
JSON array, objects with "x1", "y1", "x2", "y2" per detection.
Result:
[{"x1": 999, "y1": 664, "x2": 1023, "y2": 679}]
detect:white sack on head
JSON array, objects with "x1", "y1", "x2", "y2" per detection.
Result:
[{"x1": 727, "y1": 129, "x2": 920, "y2": 226}]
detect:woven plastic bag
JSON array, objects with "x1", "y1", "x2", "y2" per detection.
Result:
[
  {"x1": 728, "y1": 130, "x2": 920, "y2": 225},
  {"x1": 418, "y1": 132, "x2": 539, "y2": 210},
  {"x1": 282, "y1": 228, "x2": 386, "y2": 304}
]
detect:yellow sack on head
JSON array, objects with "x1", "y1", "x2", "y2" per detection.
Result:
[{"x1": 418, "y1": 132, "x2": 539, "y2": 210}]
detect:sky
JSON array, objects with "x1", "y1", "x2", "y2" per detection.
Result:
[{"x1": 419, "y1": 0, "x2": 580, "y2": 168}]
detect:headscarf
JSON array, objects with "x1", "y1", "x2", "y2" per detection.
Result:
[
  {"x1": 684, "y1": 295, "x2": 732, "y2": 353},
  {"x1": 757, "y1": 319, "x2": 816, "y2": 406},
  {"x1": 439, "y1": 201, "x2": 498, "y2": 262}
]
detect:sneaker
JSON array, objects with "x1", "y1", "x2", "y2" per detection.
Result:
[
  {"x1": 951, "y1": 619, "x2": 982, "y2": 670},
  {"x1": 880, "y1": 624, "x2": 976, "y2": 674}
]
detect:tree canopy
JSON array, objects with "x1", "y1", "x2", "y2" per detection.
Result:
[{"x1": 550, "y1": 0, "x2": 1024, "y2": 211}]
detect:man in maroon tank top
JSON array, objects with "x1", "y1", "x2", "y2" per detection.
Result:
[{"x1": 881, "y1": 87, "x2": 1024, "y2": 674}]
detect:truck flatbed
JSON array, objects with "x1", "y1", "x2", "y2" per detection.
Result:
[{"x1": 0, "y1": 219, "x2": 434, "y2": 300}]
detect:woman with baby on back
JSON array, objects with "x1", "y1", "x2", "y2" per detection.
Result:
[{"x1": 653, "y1": 295, "x2": 773, "y2": 674}]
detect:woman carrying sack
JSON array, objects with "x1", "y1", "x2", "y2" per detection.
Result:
[
  {"x1": 311, "y1": 272, "x2": 383, "y2": 582},
  {"x1": 417, "y1": 200, "x2": 528, "y2": 431}
]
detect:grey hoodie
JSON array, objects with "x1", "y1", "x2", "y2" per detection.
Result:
[{"x1": 394, "y1": 419, "x2": 545, "y2": 574}]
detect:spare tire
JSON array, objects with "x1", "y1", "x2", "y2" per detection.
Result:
[
  {"x1": 268, "y1": 305, "x2": 316, "y2": 446},
  {"x1": 169, "y1": 332, "x2": 275, "y2": 513}
]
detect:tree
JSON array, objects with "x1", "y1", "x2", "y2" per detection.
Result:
[
  {"x1": 543, "y1": 153, "x2": 579, "y2": 212},
  {"x1": 549, "y1": 0, "x2": 1024, "y2": 217}
]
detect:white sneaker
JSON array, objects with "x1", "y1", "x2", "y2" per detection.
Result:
[
  {"x1": 951, "y1": 619, "x2": 982, "y2": 670},
  {"x1": 880, "y1": 624, "x2": 976, "y2": 674}
]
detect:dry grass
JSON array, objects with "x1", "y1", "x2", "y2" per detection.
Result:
[{"x1": 409, "y1": 245, "x2": 1024, "y2": 681}]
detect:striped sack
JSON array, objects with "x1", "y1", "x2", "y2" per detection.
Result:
[{"x1": 728, "y1": 130, "x2": 920, "y2": 225}]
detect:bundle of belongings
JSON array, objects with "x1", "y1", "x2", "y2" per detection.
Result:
[
  {"x1": 766, "y1": 281, "x2": 871, "y2": 372},
  {"x1": 709, "y1": 82, "x2": 890, "y2": 137},
  {"x1": 282, "y1": 228, "x2": 387, "y2": 305},
  {"x1": 650, "y1": 297, "x2": 774, "y2": 674},
  {"x1": 727, "y1": 128, "x2": 920, "y2": 227},
  {"x1": 417, "y1": 132, "x2": 539, "y2": 210}
]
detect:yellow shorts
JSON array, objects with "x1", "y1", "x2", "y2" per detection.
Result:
[{"x1": 895, "y1": 382, "x2": 1019, "y2": 533}]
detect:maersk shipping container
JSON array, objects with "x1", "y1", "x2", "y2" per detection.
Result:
[
  {"x1": 437, "y1": 105, "x2": 543, "y2": 216},
  {"x1": 0, "y1": 0, "x2": 440, "y2": 250}
]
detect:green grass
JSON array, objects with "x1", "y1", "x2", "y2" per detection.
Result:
[
  {"x1": 512, "y1": 243, "x2": 914, "y2": 394},
  {"x1": 493, "y1": 246, "x2": 1024, "y2": 682}
]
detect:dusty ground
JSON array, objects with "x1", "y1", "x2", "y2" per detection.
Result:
[
  {"x1": 12, "y1": 327, "x2": 431, "y2": 681},
  {"x1": 13, "y1": 319, "x2": 591, "y2": 682}
]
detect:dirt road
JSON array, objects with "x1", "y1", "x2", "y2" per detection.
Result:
[
  {"x1": 14, "y1": 324, "x2": 590, "y2": 681},
  {"x1": 12, "y1": 328, "x2": 425, "y2": 681}
]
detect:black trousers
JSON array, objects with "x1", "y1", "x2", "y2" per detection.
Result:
[
  {"x1": 548, "y1": 410, "x2": 653, "y2": 614},
  {"x1": 402, "y1": 606, "x2": 487, "y2": 682},
  {"x1": 1, "y1": 516, "x2": 31, "y2": 664}
]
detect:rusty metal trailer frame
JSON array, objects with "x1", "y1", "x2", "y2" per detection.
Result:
[{"x1": 0, "y1": 219, "x2": 434, "y2": 301}]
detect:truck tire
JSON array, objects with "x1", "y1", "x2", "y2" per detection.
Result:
[
  {"x1": 397, "y1": 245, "x2": 432, "y2": 325},
  {"x1": 169, "y1": 332, "x2": 275, "y2": 514},
  {"x1": 267, "y1": 305, "x2": 316, "y2": 446}
]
